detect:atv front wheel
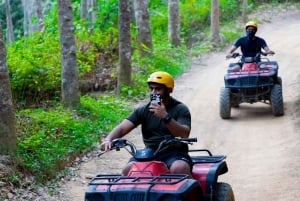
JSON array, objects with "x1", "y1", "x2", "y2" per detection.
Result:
[
  {"x1": 220, "y1": 87, "x2": 231, "y2": 119},
  {"x1": 271, "y1": 84, "x2": 284, "y2": 116},
  {"x1": 214, "y1": 182, "x2": 235, "y2": 201},
  {"x1": 276, "y1": 76, "x2": 282, "y2": 86}
]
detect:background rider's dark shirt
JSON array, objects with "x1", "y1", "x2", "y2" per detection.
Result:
[{"x1": 234, "y1": 36, "x2": 268, "y2": 61}]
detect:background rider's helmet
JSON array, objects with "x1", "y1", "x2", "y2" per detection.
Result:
[
  {"x1": 147, "y1": 71, "x2": 174, "y2": 92},
  {"x1": 245, "y1": 21, "x2": 258, "y2": 31},
  {"x1": 245, "y1": 21, "x2": 257, "y2": 39}
]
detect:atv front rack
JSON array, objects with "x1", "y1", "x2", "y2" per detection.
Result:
[
  {"x1": 85, "y1": 173, "x2": 203, "y2": 201},
  {"x1": 225, "y1": 61, "x2": 278, "y2": 88},
  {"x1": 88, "y1": 173, "x2": 189, "y2": 186}
]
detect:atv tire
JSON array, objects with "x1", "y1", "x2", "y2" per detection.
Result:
[
  {"x1": 214, "y1": 182, "x2": 235, "y2": 201},
  {"x1": 271, "y1": 84, "x2": 284, "y2": 116},
  {"x1": 276, "y1": 76, "x2": 282, "y2": 86},
  {"x1": 220, "y1": 87, "x2": 231, "y2": 119}
]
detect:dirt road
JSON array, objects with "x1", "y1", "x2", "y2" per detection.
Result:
[{"x1": 61, "y1": 7, "x2": 300, "y2": 201}]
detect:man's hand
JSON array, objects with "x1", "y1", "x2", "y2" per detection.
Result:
[
  {"x1": 226, "y1": 53, "x2": 233, "y2": 59},
  {"x1": 100, "y1": 139, "x2": 112, "y2": 152},
  {"x1": 149, "y1": 101, "x2": 167, "y2": 119}
]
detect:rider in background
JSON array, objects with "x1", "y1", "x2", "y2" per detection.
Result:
[
  {"x1": 226, "y1": 21, "x2": 275, "y2": 71},
  {"x1": 101, "y1": 71, "x2": 192, "y2": 177}
]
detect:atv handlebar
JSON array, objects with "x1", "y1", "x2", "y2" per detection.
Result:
[
  {"x1": 99, "y1": 136, "x2": 197, "y2": 157},
  {"x1": 230, "y1": 51, "x2": 273, "y2": 59},
  {"x1": 231, "y1": 52, "x2": 240, "y2": 58}
]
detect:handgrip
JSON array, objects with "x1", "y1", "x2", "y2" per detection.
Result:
[{"x1": 180, "y1": 137, "x2": 197, "y2": 142}]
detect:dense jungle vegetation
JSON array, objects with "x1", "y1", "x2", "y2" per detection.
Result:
[{"x1": 0, "y1": 0, "x2": 299, "y2": 196}]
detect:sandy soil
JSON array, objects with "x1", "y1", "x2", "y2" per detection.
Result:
[{"x1": 60, "y1": 7, "x2": 300, "y2": 201}]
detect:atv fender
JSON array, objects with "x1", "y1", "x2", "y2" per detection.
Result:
[{"x1": 191, "y1": 155, "x2": 228, "y2": 199}]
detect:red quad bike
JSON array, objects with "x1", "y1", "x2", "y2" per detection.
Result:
[
  {"x1": 220, "y1": 52, "x2": 284, "y2": 119},
  {"x1": 84, "y1": 136, "x2": 235, "y2": 201}
]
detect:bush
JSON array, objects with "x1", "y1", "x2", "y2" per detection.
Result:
[{"x1": 16, "y1": 95, "x2": 132, "y2": 180}]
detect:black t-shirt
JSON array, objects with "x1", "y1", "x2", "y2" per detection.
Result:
[
  {"x1": 234, "y1": 36, "x2": 268, "y2": 60},
  {"x1": 126, "y1": 97, "x2": 191, "y2": 150}
]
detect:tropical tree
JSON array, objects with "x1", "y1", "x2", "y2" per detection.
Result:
[
  {"x1": 5, "y1": 0, "x2": 14, "y2": 43},
  {"x1": 210, "y1": 0, "x2": 221, "y2": 43},
  {"x1": 168, "y1": 0, "x2": 180, "y2": 46},
  {"x1": 117, "y1": 0, "x2": 132, "y2": 93},
  {"x1": 133, "y1": 0, "x2": 152, "y2": 56},
  {"x1": 35, "y1": 0, "x2": 44, "y2": 31},
  {"x1": 242, "y1": 0, "x2": 248, "y2": 23},
  {"x1": 80, "y1": 0, "x2": 97, "y2": 31},
  {"x1": 0, "y1": 24, "x2": 16, "y2": 152},
  {"x1": 57, "y1": 0, "x2": 80, "y2": 108},
  {"x1": 22, "y1": 0, "x2": 41, "y2": 35}
]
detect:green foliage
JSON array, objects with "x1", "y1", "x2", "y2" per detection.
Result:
[
  {"x1": 179, "y1": 0, "x2": 240, "y2": 47},
  {"x1": 16, "y1": 95, "x2": 132, "y2": 180},
  {"x1": 180, "y1": 0, "x2": 210, "y2": 39},
  {"x1": 149, "y1": 0, "x2": 168, "y2": 37},
  {"x1": 6, "y1": 26, "x2": 118, "y2": 105},
  {"x1": 42, "y1": 1, "x2": 59, "y2": 34},
  {"x1": 221, "y1": 21, "x2": 243, "y2": 43},
  {"x1": 17, "y1": 108, "x2": 95, "y2": 179},
  {"x1": 219, "y1": 0, "x2": 240, "y2": 21},
  {"x1": 3, "y1": 0, "x2": 263, "y2": 106},
  {"x1": 7, "y1": 32, "x2": 61, "y2": 104},
  {"x1": 120, "y1": 42, "x2": 191, "y2": 98},
  {"x1": 76, "y1": 28, "x2": 120, "y2": 75},
  {"x1": 95, "y1": 0, "x2": 119, "y2": 30}
]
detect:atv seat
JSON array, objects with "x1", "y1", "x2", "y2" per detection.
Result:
[{"x1": 191, "y1": 155, "x2": 226, "y2": 164}]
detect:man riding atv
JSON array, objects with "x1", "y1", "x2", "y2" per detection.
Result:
[
  {"x1": 101, "y1": 71, "x2": 193, "y2": 177},
  {"x1": 226, "y1": 21, "x2": 275, "y2": 71},
  {"x1": 220, "y1": 22, "x2": 284, "y2": 118}
]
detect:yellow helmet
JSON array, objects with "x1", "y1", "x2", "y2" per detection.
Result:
[
  {"x1": 245, "y1": 21, "x2": 258, "y2": 30},
  {"x1": 147, "y1": 71, "x2": 174, "y2": 92}
]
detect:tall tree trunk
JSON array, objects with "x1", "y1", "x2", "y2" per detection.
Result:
[
  {"x1": 117, "y1": 0, "x2": 132, "y2": 94},
  {"x1": 210, "y1": 0, "x2": 221, "y2": 43},
  {"x1": 80, "y1": 0, "x2": 97, "y2": 32},
  {"x1": 21, "y1": 0, "x2": 42, "y2": 35},
  {"x1": 80, "y1": 0, "x2": 88, "y2": 19},
  {"x1": 133, "y1": 0, "x2": 152, "y2": 56},
  {"x1": 168, "y1": 0, "x2": 181, "y2": 47},
  {"x1": 87, "y1": 0, "x2": 97, "y2": 32},
  {"x1": 5, "y1": 0, "x2": 14, "y2": 43},
  {"x1": 22, "y1": 0, "x2": 29, "y2": 36},
  {"x1": 0, "y1": 24, "x2": 16, "y2": 153},
  {"x1": 35, "y1": 0, "x2": 44, "y2": 31},
  {"x1": 242, "y1": 0, "x2": 248, "y2": 23},
  {"x1": 57, "y1": 0, "x2": 80, "y2": 108}
]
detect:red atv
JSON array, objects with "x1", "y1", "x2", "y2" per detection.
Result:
[{"x1": 84, "y1": 136, "x2": 235, "y2": 201}]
